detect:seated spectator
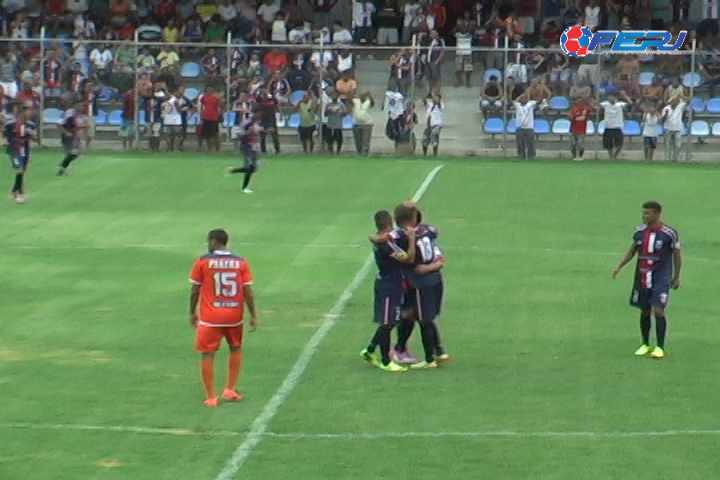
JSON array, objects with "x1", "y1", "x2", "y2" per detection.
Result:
[
  {"x1": 664, "y1": 76, "x2": 687, "y2": 103},
  {"x1": 180, "y1": 19, "x2": 203, "y2": 42},
  {"x1": 336, "y1": 47, "x2": 354, "y2": 75},
  {"x1": 247, "y1": 53, "x2": 263, "y2": 78},
  {"x1": 596, "y1": 73, "x2": 618, "y2": 98},
  {"x1": 335, "y1": 72, "x2": 357, "y2": 102},
  {"x1": 310, "y1": 48, "x2": 334, "y2": 74},
  {"x1": 154, "y1": 0, "x2": 176, "y2": 25},
  {"x1": 20, "y1": 60, "x2": 42, "y2": 95},
  {"x1": 505, "y1": 35, "x2": 528, "y2": 86},
  {"x1": 109, "y1": 0, "x2": 132, "y2": 27},
  {"x1": 547, "y1": 52, "x2": 572, "y2": 96},
  {"x1": 113, "y1": 42, "x2": 136, "y2": 74},
  {"x1": 201, "y1": 48, "x2": 224, "y2": 82},
  {"x1": 176, "y1": 0, "x2": 196, "y2": 21},
  {"x1": 74, "y1": 12, "x2": 96, "y2": 39},
  {"x1": 615, "y1": 54, "x2": 640, "y2": 83},
  {"x1": 135, "y1": 0, "x2": 151, "y2": 23},
  {"x1": 313, "y1": 26, "x2": 331, "y2": 45},
  {"x1": 698, "y1": 63, "x2": 720, "y2": 98},
  {"x1": 157, "y1": 46, "x2": 180, "y2": 70},
  {"x1": 72, "y1": 38, "x2": 89, "y2": 63},
  {"x1": 289, "y1": 51, "x2": 309, "y2": 71},
  {"x1": 526, "y1": 77, "x2": 551, "y2": 105},
  {"x1": 157, "y1": 66, "x2": 182, "y2": 92},
  {"x1": 289, "y1": 22, "x2": 311, "y2": 43},
  {"x1": 505, "y1": 76, "x2": 524, "y2": 103},
  {"x1": 90, "y1": 43, "x2": 114, "y2": 76},
  {"x1": 218, "y1": 0, "x2": 238, "y2": 24},
  {"x1": 137, "y1": 48, "x2": 157, "y2": 74},
  {"x1": 230, "y1": 48, "x2": 249, "y2": 75},
  {"x1": 569, "y1": 77, "x2": 593, "y2": 101},
  {"x1": 117, "y1": 21, "x2": 136, "y2": 40},
  {"x1": 43, "y1": 51, "x2": 63, "y2": 98},
  {"x1": 332, "y1": 21, "x2": 353, "y2": 45},
  {"x1": 541, "y1": 21, "x2": 561, "y2": 45},
  {"x1": 480, "y1": 75, "x2": 502, "y2": 112},
  {"x1": 163, "y1": 19, "x2": 180, "y2": 43},
  {"x1": 248, "y1": 20, "x2": 266, "y2": 43},
  {"x1": 287, "y1": 65, "x2": 312, "y2": 92},
  {"x1": 264, "y1": 48, "x2": 289, "y2": 73},
  {"x1": 527, "y1": 48, "x2": 548, "y2": 81},
  {"x1": 268, "y1": 70, "x2": 291, "y2": 105},
  {"x1": 64, "y1": 62, "x2": 87, "y2": 95},
  {"x1": 257, "y1": 0, "x2": 281, "y2": 33},
  {"x1": 641, "y1": 76, "x2": 664, "y2": 109},
  {"x1": 196, "y1": 0, "x2": 219, "y2": 23},
  {"x1": 137, "y1": 22, "x2": 163, "y2": 42},
  {"x1": 204, "y1": 15, "x2": 228, "y2": 43},
  {"x1": 271, "y1": 12, "x2": 288, "y2": 43}
]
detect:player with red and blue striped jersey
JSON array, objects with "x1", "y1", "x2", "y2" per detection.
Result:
[
  {"x1": 4, "y1": 106, "x2": 35, "y2": 203},
  {"x1": 613, "y1": 201, "x2": 682, "y2": 359}
]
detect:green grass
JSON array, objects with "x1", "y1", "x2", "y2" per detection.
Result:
[{"x1": 2, "y1": 151, "x2": 720, "y2": 480}]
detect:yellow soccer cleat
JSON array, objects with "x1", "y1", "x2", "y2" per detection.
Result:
[
  {"x1": 634, "y1": 345, "x2": 651, "y2": 356},
  {"x1": 410, "y1": 361, "x2": 439, "y2": 370},
  {"x1": 650, "y1": 347, "x2": 665, "y2": 359},
  {"x1": 360, "y1": 348, "x2": 380, "y2": 367},
  {"x1": 380, "y1": 361, "x2": 408, "y2": 372}
]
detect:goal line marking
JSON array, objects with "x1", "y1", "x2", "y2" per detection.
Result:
[{"x1": 214, "y1": 165, "x2": 445, "y2": 480}]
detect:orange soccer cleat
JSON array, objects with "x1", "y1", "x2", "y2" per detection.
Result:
[
  {"x1": 203, "y1": 397, "x2": 219, "y2": 408},
  {"x1": 221, "y1": 389, "x2": 244, "y2": 402}
]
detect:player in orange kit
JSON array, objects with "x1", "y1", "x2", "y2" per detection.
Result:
[{"x1": 189, "y1": 228, "x2": 258, "y2": 407}]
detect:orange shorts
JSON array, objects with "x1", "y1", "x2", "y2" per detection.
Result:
[{"x1": 195, "y1": 324, "x2": 243, "y2": 353}]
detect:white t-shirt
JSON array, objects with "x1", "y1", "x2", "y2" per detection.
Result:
[
  {"x1": 425, "y1": 100, "x2": 444, "y2": 127},
  {"x1": 600, "y1": 101, "x2": 627, "y2": 129},
  {"x1": 662, "y1": 102, "x2": 685, "y2": 131},
  {"x1": 333, "y1": 28, "x2": 353, "y2": 44},
  {"x1": 403, "y1": 2, "x2": 421, "y2": 27},
  {"x1": 337, "y1": 54, "x2": 353, "y2": 73},
  {"x1": 456, "y1": 33, "x2": 472, "y2": 55},
  {"x1": 289, "y1": 27, "x2": 308, "y2": 43},
  {"x1": 384, "y1": 91, "x2": 405, "y2": 120},
  {"x1": 271, "y1": 20, "x2": 287, "y2": 42},
  {"x1": 218, "y1": 5, "x2": 238, "y2": 21},
  {"x1": 353, "y1": 1, "x2": 376, "y2": 28},
  {"x1": 90, "y1": 48, "x2": 113, "y2": 68},
  {"x1": 257, "y1": 1, "x2": 281, "y2": 23},
  {"x1": 311, "y1": 50, "x2": 333, "y2": 68},
  {"x1": 163, "y1": 97, "x2": 182, "y2": 125},
  {"x1": 703, "y1": 0, "x2": 719, "y2": 19},
  {"x1": 585, "y1": 6, "x2": 601, "y2": 30},
  {"x1": 642, "y1": 113, "x2": 659, "y2": 137},
  {"x1": 514, "y1": 101, "x2": 537, "y2": 129}
]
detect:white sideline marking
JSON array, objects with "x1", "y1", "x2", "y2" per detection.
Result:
[
  {"x1": 2, "y1": 422, "x2": 720, "y2": 440},
  {"x1": 214, "y1": 165, "x2": 445, "y2": 480}
]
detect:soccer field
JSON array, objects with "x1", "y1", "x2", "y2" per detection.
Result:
[{"x1": 2, "y1": 151, "x2": 720, "y2": 480}]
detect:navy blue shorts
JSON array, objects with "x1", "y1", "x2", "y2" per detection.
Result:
[
  {"x1": 241, "y1": 145, "x2": 258, "y2": 171},
  {"x1": 11, "y1": 155, "x2": 29, "y2": 169},
  {"x1": 643, "y1": 137, "x2": 657, "y2": 148},
  {"x1": 374, "y1": 290, "x2": 403, "y2": 325},
  {"x1": 406, "y1": 282, "x2": 444, "y2": 322},
  {"x1": 630, "y1": 285, "x2": 670, "y2": 309}
]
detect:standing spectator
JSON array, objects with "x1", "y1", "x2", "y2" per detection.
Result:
[
  {"x1": 352, "y1": 91, "x2": 374, "y2": 155},
  {"x1": 335, "y1": 72, "x2": 357, "y2": 103},
  {"x1": 661, "y1": 96, "x2": 686, "y2": 162},
  {"x1": 257, "y1": 0, "x2": 281, "y2": 35},
  {"x1": 310, "y1": 0, "x2": 337, "y2": 30},
  {"x1": 268, "y1": 71, "x2": 291, "y2": 105},
  {"x1": 332, "y1": 21, "x2": 353, "y2": 44},
  {"x1": 0, "y1": 56, "x2": 18, "y2": 98},
  {"x1": 584, "y1": 0, "x2": 601, "y2": 32},
  {"x1": 256, "y1": 88, "x2": 280, "y2": 154},
  {"x1": 271, "y1": 12, "x2": 288, "y2": 43},
  {"x1": 377, "y1": 0, "x2": 401, "y2": 46},
  {"x1": 354, "y1": 0, "x2": 376, "y2": 45},
  {"x1": 43, "y1": 51, "x2": 64, "y2": 99},
  {"x1": 177, "y1": 86, "x2": 193, "y2": 151},
  {"x1": 453, "y1": 11, "x2": 475, "y2": 88},
  {"x1": 548, "y1": 52, "x2": 572, "y2": 96},
  {"x1": 120, "y1": 88, "x2": 135, "y2": 150},
  {"x1": 284, "y1": 0, "x2": 303, "y2": 26},
  {"x1": 664, "y1": 77, "x2": 687, "y2": 103},
  {"x1": 146, "y1": 90, "x2": 165, "y2": 152},
  {"x1": 77, "y1": 81, "x2": 100, "y2": 149},
  {"x1": 425, "y1": 30, "x2": 445, "y2": 95},
  {"x1": 163, "y1": 91, "x2": 184, "y2": 152},
  {"x1": 297, "y1": 90, "x2": 317, "y2": 153},
  {"x1": 642, "y1": 104, "x2": 660, "y2": 162},
  {"x1": 402, "y1": 0, "x2": 422, "y2": 44},
  {"x1": 336, "y1": 47, "x2": 354, "y2": 75},
  {"x1": 176, "y1": 0, "x2": 196, "y2": 21},
  {"x1": 600, "y1": 95, "x2": 631, "y2": 161},
  {"x1": 323, "y1": 92, "x2": 347, "y2": 153},
  {"x1": 109, "y1": 0, "x2": 132, "y2": 27},
  {"x1": 90, "y1": 43, "x2": 114, "y2": 78},
  {"x1": 389, "y1": 49, "x2": 411, "y2": 95},
  {"x1": 430, "y1": 0, "x2": 447, "y2": 32},
  {"x1": 201, "y1": 48, "x2": 224, "y2": 84},
  {"x1": 395, "y1": 101, "x2": 417, "y2": 153},
  {"x1": 505, "y1": 35, "x2": 528, "y2": 86},
  {"x1": 421, "y1": 93, "x2": 443, "y2": 157},
  {"x1": 513, "y1": 94, "x2": 537, "y2": 160},
  {"x1": 218, "y1": 0, "x2": 238, "y2": 24},
  {"x1": 74, "y1": 12, "x2": 96, "y2": 39},
  {"x1": 162, "y1": 19, "x2": 180, "y2": 43},
  {"x1": 198, "y1": 86, "x2": 223, "y2": 153},
  {"x1": 568, "y1": 97, "x2": 593, "y2": 161}
]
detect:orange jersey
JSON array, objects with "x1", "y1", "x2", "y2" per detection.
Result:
[{"x1": 189, "y1": 250, "x2": 253, "y2": 327}]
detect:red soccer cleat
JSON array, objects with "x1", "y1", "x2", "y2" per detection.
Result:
[
  {"x1": 203, "y1": 397, "x2": 219, "y2": 408},
  {"x1": 222, "y1": 389, "x2": 244, "y2": 402}
]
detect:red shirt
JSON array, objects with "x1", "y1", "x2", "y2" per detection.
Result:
[
  {"x1": 154, "y1": 0, "x2": 175, "y2": 19},
  {"x1": 122, "y1": 91, "x2": 135, "y2": 120},
  {"x1": 569, "y1": 105, "x2": 593, "y2": 135},
  {"x1": 189, "y1": 251, "x2": 253, "y2": 327},
  {"x1": 264, "y1": 52, "x2": 288, "y2": 73},
  {"x1": 46, "y1": 0, "x2": 64, "y2": 15},
  {"x1": 199, "y1": 94, "x2": 221, "y2": 121}
]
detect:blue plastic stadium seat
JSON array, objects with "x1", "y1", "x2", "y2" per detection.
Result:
[
  {"x1": 638, "y1": 72, "x2": 655, "y2": 86},
  {"x1": 108, "y1": 110, "x2": 123, "y2": 126},
  {"x1": 180, "y1": 62, "x2": 201, "y2": 78},
  {"x1": 187, "y1": 113, "x2": 199, "y2": 126},
  {"x1": 586, "y1": 121, "x2": 595, "y2": 135},
  {"x1": 289, "y1": 90, "x2": 305, "y2": 106},
  {"x1": 548, "y1": 96, "x2": 570, "y2": 111},
  {"x1": 483, "y1": 68, "x2": 502, "y2": 83},
  {"x1": 42, "y1": 108, "x2": 63, "y2": 124},
  {"x1": 185, "y1": 88, "x2": 199, "y2": 101},
  {"x1": 94, "y1": 111, "x2": 108, "y2": 126},
  {"x1": 690, "y1": 120, "x2": 710, "y2": 137},
  {"x1": 597, "y1": 120, "x2": 606, "y2": 135},
  {"x1": 552, "y1": 118, "x2": 571, "y2": 135},
  {"x1": 483, "y1": 117, "x2": 504, "y2": 136},
  {"x1": 712, "y1": 122, "x2": 720, "y2": 137},
  {"x1": 287, "y1": 113, "x2": 300, "y2": 129},
  {"x1": 534, "y1": 119, "x2": 550, "y2": 134},
  {"x1": 341, "y1": 115, "x2": 354, "y2": 130},
  {"x1": 276, "y1": 113, "x2": 286, "y2": 128},
  {"x1": 97, "y1": 86, "x2": 113, "y2": 102},
  {"x1": 683, "y1": 72, "x2": 701, "y2": 88},
  {"x1": 623, "y1": 120, "x2": 641, "y2": 136},
  {"x1": 706, "y1": 98, "x2": 720, "y2": 114},
  {"x1": 690, "y1": 97, "x2": 705, "y2": 113},
  {"x1": 506, "y1": 118, "x2": 517, "y2": 134}
]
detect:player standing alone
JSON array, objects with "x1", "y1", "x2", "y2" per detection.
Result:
[
  {"x1": 227, "y1": 112, "x2": 267, "y2": 194},
  {"x1": 4, "y1": 106, "x2": 36, "y2": 203},
  {"x1": 568, "y1": 97, "x2": 592, "y2": 161},
  {"x1": 612, "y1": 202, "x2": 682, "y2": 359},
  {"x1": 189, "y1": 229, "x2": 258, "y2": 407},
  {"x1": 56, "y1": 100, "x2": 85, "y2": 177}
]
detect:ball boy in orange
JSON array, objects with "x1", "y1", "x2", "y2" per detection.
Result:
[{"x1": 189, "y1": 229, "x2": 257, "y2": 407}]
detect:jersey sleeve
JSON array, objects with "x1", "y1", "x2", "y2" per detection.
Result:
[
  {"x1": 240, "y1": 260, "x2": 253, "y2": 285},
  {"x1": 668, "y1": 228, "x2": 680, "y2": 250},
  {"x1": 632, "y1": 228, "x2": 643, "y2": 250},
  {"x1": 189, "y1": 259, "x2": 204, "y2": 285}
]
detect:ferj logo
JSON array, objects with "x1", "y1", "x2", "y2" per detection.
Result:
[{"x1": 559, "y1": 26, "x2": 687, "y2": 57}]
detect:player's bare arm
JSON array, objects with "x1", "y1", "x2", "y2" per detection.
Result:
[
  {"x1": 612, "y1": 242, "x2": 637, "y2": 278},
  {"x1": 189, "y1": 283, "x2": 200, "y2": 327},
  {"x1": 415, "y1": 258, "x2": 446, "y2": 275},
  {"x1": 671, "y1": 248, "x2": 682, "y2": 290},
  {"x1": 244, "y1": 284, "x2": 258, "y2": 331}
]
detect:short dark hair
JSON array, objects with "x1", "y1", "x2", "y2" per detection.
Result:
[
  {"x1": 642, "y1": 201, "x2": 662, "y2": 213},
  {"x1": 374, "y1": 210, "x2": 392, "y2": 231},
  {"x1": 416, "y1": 210, "x2": 423, "y2": 224},
  {"x1": 208, "y1": 228, "x2": 229, "y2": 246},
  {"x1": 394, "y1": 204, "x2": 417, "y2": 226}
]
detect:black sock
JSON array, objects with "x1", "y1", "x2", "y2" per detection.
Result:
[
  {"x1": 579, "y1": 147, "x2": 584, "y2": 157},
  {"x1": 367, "y1": 327, "x2": 381, "y2": 353},
  {"x1": 242, "y1": 171, "x2": 253, "y2": 189},
  {"x1": 433, "y1": 146, "x2": 438, "y2": 156},
  {"x1": 229, "y1": 167, "x2": 247, "y2": 174},
  {"x1": 419, "y1": 322, "x2": 437, "y2": 363},
  {"x1": 12, "y1": 172, "x2": 23, "y2": 193},
  {"x1": 571, "y1": 146, "x2": 577, "y2": 158},
  {"x1": 60, "y1": 154, "x2": 77, "y2": 169},
  {"x1": 378, "y1": 326, "x2": 392, "y2": 365},
  {"x1": 272, "y1": 135, "x2": 280, "y2": 153},
  {"x1": 640, "y1": 312, "x2": 651, "y2": 345},
  {"x1": 422, "y1": 146, "x2": 428, "y2": 156},
  {"x1": 433, "y1": 323, "x2": 444, "y2": 356},
  {"x1": 656, "y1": 315, "x2": 667, "y2": 349},
  {"x1": 394, "y1": 319, "x2": 415, "y2": 352}
]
